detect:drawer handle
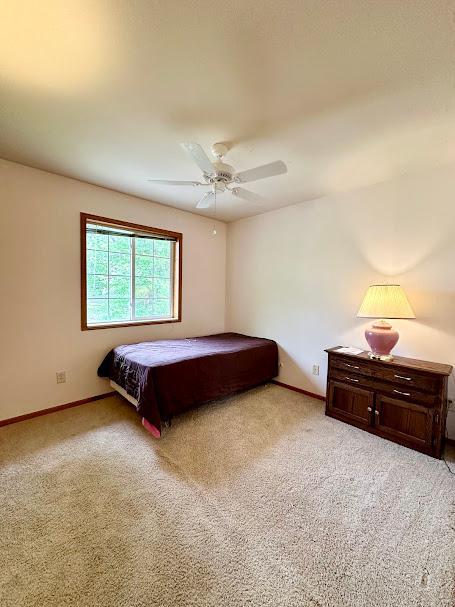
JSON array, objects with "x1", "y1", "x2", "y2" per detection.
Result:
[
  {"x1": 345, "y1": 364, "x2": 360, "y2": 369},
  {"x1": 394, "y1": 374, "x2": 412, "y2": 381},
  {"x1": 345, "y1": 376, "x2": 359, "y2": 382},
  {"x1": 393, "y1": 389, "x2": 411, "y2": 397}
]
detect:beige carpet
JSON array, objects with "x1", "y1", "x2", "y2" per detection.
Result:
[{"x1": 1, "y1": 385, "x2": 454, "y2": 607}]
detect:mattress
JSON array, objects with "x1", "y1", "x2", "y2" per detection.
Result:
[{"x1": 110, "y1": 380, "x2": 138, "y2": 407}]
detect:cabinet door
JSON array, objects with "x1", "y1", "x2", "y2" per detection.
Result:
[
  {"x1": 327, "y1": 381, "x2": 373, "y2": 428},
  {"x1": 374, "y1": 394, "x2": 433, "y2": 452}
]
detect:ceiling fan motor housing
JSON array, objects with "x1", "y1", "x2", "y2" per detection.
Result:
[{"x1": 207, "y1": 161, "x2": 235, "y2": 184}]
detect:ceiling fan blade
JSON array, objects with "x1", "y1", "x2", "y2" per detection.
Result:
[
  {"x1": 231, "y1": 187, "x2": 263, "y2": 204},
  {"x1": 147, "y1": 179, "x2": 205, "y2": 186},
  {"x1": 196, "y1": 191, "x2": 216, "y2": 209},
  {"x1": 180, "y1": 142, "x2": 214, "y2": 175},
  {"x1": 235, "y1": 160, "x2": 287, "y2": 183}
]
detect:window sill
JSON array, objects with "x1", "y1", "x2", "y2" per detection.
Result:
[{"x1": 82, "y1": 317, "x2": 181, "y2": 331}]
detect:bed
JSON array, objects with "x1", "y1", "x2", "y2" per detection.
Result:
[{"x1": 98, "y1": 332, "x2": 279, "y2": 436}]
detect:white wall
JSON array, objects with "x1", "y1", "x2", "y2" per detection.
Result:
[
  {"x1": 0, "y1": 160, "x2": 226, "y2": 421},
  {"x1": 227, "y1": 164, "x2": 455, "y2": 435}
]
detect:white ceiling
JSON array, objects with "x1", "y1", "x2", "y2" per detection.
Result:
[{"x1": 1, "y1": 1, "x2": 454, "y2": 222}]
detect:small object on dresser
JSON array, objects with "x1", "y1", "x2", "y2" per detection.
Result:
[
  {"x1": 325, "y1": 347, "x2": 453, "y2": 459},
  {"x1": 335, "y1": 346, "x2": 363, "y2": 355}
]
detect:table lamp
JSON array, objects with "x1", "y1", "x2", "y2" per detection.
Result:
[{"x1": 357, "y1": 284, "x2": 415, "y2": 361}]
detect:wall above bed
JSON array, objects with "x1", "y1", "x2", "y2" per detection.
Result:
[{"x1": 0, "y1": 159, "x2": 227, "y2": 422}]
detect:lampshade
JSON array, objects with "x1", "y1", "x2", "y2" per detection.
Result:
[{"x1": 357, "y1": 284, "x2": 415, "y2": 319}]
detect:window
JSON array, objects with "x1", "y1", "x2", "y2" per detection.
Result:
[{"x1": 81, "y1": 213, "x2": 182, "y2": 330}]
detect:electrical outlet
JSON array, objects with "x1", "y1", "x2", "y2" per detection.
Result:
[
  {"x1": 448, "y1": 399, "x2": 454, "y2": 411},
  {"x1": 56, "y1": 371, "x2": 66, "y2": 384},
  {"x1": 312, "y1": 364, "x2": 320, "y2": 376}
]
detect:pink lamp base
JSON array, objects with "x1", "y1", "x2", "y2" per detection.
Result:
[{"x1": 365, "y1": 320, "x2": 399, "y2": 361}]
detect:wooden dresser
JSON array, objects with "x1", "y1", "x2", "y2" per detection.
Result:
[{"x1": 325, "y1": 347, "x2": 453, "y2": 458}]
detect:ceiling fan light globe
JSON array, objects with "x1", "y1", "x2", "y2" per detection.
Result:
[{"x1": 211, "y1": 142, "x2": 229, "y2": 159}]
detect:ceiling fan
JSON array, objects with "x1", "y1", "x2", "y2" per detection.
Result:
[{"x1": 148, "y1": 142, "x2": 287, "y2": 209}]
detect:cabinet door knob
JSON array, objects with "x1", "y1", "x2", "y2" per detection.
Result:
[
  {"x1": 374, "y1": 410, "x2": 379, "y2": 416},
  {"x1": 367, "y1": 407, "x2": 372, "y2": 412}
]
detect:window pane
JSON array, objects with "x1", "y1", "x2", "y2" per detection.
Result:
[
  {"x1": 109, "y1": 252, "x2": 130, "y2": 276},
  {"x1": 87, "y1": 275, "x2": 108, "y2": 298},
  {"x1": 154, "y1": 278, "x2": 170, "y2": 298},
  {"x1": 87, "y1": 232, "x2": 108, "y2": 250},
  {"x1": 154, "y1": 257, "x2": 170, "y2": 278},
  {"x1": 109, "y1": 235, "x2": 131, "y2": 253},
  {"x1": 109, "y1": 276, "x2": 130, "y2": 298},
  {"x1": 136, "y1": 238, "x2": 153, "y2": 256},
  {"x1": 135, "y1": 254, "x2": 154, "y2": 277},
  {"x1": 153, "y1": 299, "x2": 170, "y2": 316},
  {"x1": 109, "y1": 299, "x2": 130, "y2": 321},
  {"x1": 135, "y1": 277, "x2": 153, "y2": 298},
  {"x1": 135, "y1": 298, "x2": 153, "y2": 318},
  {"x1": 87, "y1": 250, "x2": 108, "y2": 275},
  {"x1": 154, "y1": 240, "x2": 171, "y2": 258},
  {"x1": 87, "y1": 299, "x2": 109, "y2": 323}
]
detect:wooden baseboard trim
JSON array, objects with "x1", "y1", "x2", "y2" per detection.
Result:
[
  {"x1": 271, "y1": 380, "x2": 325, "y2": 402},
  {"x1": 0, "y1": 392, "x2": 116, "y2": 428}
]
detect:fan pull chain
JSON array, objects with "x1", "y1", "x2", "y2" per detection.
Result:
[{"x1": 212, "y1": 185, "x2": 217, "y2": 235}]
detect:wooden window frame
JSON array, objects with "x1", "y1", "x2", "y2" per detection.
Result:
[{"x1": 81, "y1": 213, "x2": 182, "y2": 330}]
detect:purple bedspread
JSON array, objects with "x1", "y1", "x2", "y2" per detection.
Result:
[{"x1": 98, "y1": 332, "x2": 278, "y2": 431}]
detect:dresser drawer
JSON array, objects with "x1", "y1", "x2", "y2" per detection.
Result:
[
  {"x1": 376, "y1": 383, "x2": 437, "y2": 406},
  {"x1": 330, "y1": 356, "x2": 372, "y2": 378},
  {"x1": 371, "y1": 365, "x2": 439, "y2": 393},
  {"x1": 329, "y1": 367, "x2": 373, "y2": 387}
]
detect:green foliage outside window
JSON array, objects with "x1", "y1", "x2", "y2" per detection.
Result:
[{"x1": 86, "y1": 231, "x2": 173, "y2": 325}]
